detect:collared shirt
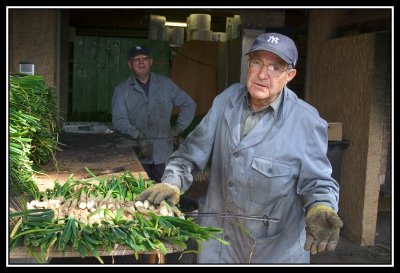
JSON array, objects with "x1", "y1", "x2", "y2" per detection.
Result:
[
  {"x1": 240, "y1": 90, "x2": 283, "y2": 140},
  {"x1": 135, "y1": 75, "x2": 151, "y2": 96}
]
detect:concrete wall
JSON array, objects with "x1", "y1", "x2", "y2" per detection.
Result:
[
  {"x1": 9, "y1": 9, "x2": 70, "y2": 122},
  {"x1": 307, "y1": 10, "x2": 390, "y2": 245},
  {"x1": 9, "y1": 10, "x2": 58, "y2": 88},
  {"x1": 58, "y1": 11, "x2": 70, "y2": 121}
]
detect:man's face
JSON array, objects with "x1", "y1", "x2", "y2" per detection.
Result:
[
  {"x1": 246, "y1": 51, "x2": 296, "y2": 104},
  {"x1": 128, "y1": 54, "x2": 152, "y2": 77}
]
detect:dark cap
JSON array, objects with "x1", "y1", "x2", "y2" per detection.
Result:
[
  {"x1": 128, "y1": 45, "x2": 151, "y2": 59},
  {"x1": 246, "y1": 32, "x2": 298, "y2": 67}
]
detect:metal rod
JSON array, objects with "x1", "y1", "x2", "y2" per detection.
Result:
[{"x1": 184, "y1": 212, "x2": 280, "y2": 223}]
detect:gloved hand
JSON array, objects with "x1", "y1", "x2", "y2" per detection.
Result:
[
  {"x1": 136, "y1": 183, "x2": 180, "y2": 206},
  {"x1": 304, "y1": 204, "x2": 343, "y2": 255},
  {"x1": 171, "y1": 126, "x2": 181, "y2": 137},
  {"x1": 173, "y1": 136, "x2": 184, "y2": 149},
  {"x1": 138, "y1": 139, "x2": 153, "y2": 160},
  {"x1": 133, "y1": 138, "x2": 153, "y2": 160}
]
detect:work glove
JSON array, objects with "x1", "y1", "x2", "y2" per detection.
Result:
[
  {"x1": 171, "y1": 126, "x2": 182, "y2": 137},
  {"x1": 133, "y1": 138, "x2": 153, "y2": 160},
  {"x1": 173, "y1": 136, "x2": 184, "y2": 149},
  {"x1": 138, "y1": 139, "x2": 153, "y2": 160},
  {"x1": 304, "y1": 204, "x2": 344, "y2": 255},
  {"x1": 136, "y1": 183, "x2": 180, "y2": 206}
]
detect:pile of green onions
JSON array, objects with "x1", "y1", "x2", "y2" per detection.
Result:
[
  {"x1": 9, "y1": 170, "x2": 229, "y2": 263},
  {"x1": 9, "y1": 74, "x2": 60, "y2": 204}
]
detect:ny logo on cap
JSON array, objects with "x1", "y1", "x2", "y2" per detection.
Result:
[
  {"x1": 267, "y1": 36, "x2": 279, "y2": 44},
  {"x1": 136, "y1": 46, "x2": 142, "y2": 50}
]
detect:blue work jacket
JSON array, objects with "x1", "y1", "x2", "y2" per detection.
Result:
[
  {"x1": 112, "y1": 73, "x2": 196, "y2": 164},
  {"x1": 166, "y1": 83, "x2": 339, "y2": 263}
]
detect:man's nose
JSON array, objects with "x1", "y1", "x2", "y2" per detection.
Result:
[{"x1": 257, "y1": 65, "x2": 270, "y2": 78}]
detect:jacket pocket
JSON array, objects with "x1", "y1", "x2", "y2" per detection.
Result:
[
  {"x1": 252, "y1": 157, "x2": 291, "y2": 177},
  {"x1": 156, "y1": 97, "x2": 170, "y2": 104},
  {"x1": 250, "y1": 157, "x2": 292, "y2": 194}
]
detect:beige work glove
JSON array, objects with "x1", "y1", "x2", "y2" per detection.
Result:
[
  {"x1": 136, "y1": 183, "x2": 180, "y2": 206},
  {"x1": 304, "y1": 204, "x2": 343, "y2": 254}
]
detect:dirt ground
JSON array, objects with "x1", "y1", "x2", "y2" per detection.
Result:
[{"x1": 15, "y1": 132, "x2": 392, "y2": 266}]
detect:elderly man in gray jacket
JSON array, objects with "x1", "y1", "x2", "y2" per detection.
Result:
[
  {"x1": 137, "y1": 33, "x2": 343, "y2": 263},
  {"x1": 112, "y1": 45, "x2": 196, "y2": 182}
]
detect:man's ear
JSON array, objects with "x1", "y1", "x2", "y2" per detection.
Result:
[
  {"x1": 128, "y1": 60, "x2": 133, "y2": 70},
  {"x1": 286, "y1": 69, "x2": 297, "y2": 83}
]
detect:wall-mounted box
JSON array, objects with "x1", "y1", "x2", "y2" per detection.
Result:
[
  {"x1": 19, "y1": 63, "x2": 35, "y2": 75},
  {"x1": 328, "y1": 122, "x2": 343, "y2": 141}
]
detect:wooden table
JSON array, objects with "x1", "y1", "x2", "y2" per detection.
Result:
[
  {"x1": 9, "y1": 244, "x2": 184, "y2": 264},
  {"x1": 10, "y1": 132, "x2": 183, "y2": 264},
  {"x1": 33, "y1": 132, "x2": 149, "y2": 191}
]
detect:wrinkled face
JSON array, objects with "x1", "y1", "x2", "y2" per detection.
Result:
[
  {"x1": 128, "y1": 54, "x2": 153, "y2": 77},
  {"x1": 247, "y1": 51, "x2": 296, "y2": 105}
]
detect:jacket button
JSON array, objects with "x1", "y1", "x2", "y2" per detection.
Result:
[
  {"x1": 233, "y1": 152, "x2": 239, "y2": 158},
  {"x1": 227, "y1": 182, "x2": 233, "y2": 187},
  {"x1": 268, "y1": 168, "x2": 273, "y2": 174},
  {"x1": 223, "y1": 235, "x2": 230, "y2": 241}
]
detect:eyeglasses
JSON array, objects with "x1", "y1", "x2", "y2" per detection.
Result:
[
  {"x1": 131, "y1": 56, "x2": 150, "y2": 63},
  {"x1": 248, "y1": 59, "x2": 290, "y2": 77}
]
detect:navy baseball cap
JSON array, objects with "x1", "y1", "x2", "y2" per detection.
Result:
[
  {"x1": 246, "y1": 32, "x2": 298, "y2": 67},
  {"x1": 128, "y1": 45, "x2": 151, "y2": 59}
]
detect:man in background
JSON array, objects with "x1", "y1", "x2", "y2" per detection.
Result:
[{"x1": 112, "y1": 45, "x2": 196, "y2": 182}]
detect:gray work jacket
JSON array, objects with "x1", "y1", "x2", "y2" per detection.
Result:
[
  {"x1": 164, "y1": 83, "x2": 339, "y2": 263},
  {"x1": 112, "y1": 73, "x2": 196, "y2": 164}
]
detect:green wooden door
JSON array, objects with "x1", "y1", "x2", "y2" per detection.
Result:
[{"x1": 72, "y1": 36, "x2": 170, "y2": 121}]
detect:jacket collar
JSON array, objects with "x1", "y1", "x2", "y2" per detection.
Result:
[
  {"x1": 224, "y1": 85, "x2": 291, "y2": 150},
  {"x1": 129, "y1": 73, "x2": 160, "y2": 99}
]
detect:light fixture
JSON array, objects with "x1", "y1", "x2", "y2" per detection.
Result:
[{"x1": 165, "y1": 22, "x2": 187, "y2": 28}]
